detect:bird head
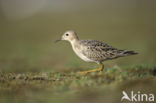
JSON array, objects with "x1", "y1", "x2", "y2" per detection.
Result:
[{"x1": 55, "y1": 30, "x2": 79, "y2": 43}]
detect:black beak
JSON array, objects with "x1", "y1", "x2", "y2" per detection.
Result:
[{"x1": 55, "y1": 38, "x2": 62, "y2": 43}]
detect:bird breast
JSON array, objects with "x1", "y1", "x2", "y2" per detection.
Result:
[{"x1": 71, "y1": 43, "x2": 95, "y2": 63}]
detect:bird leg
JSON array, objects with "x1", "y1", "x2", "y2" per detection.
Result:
[{"x1": 79, "y1": 63, "x2": 104, "y2": 75}]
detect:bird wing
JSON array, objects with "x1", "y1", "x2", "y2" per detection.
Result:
[{"x1": 80, "y1": 40, "x2": 121, "y2": 61}]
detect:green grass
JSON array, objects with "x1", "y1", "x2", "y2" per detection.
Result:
[{"x1": 0, "y1": 65, "x2": 156, "y2": 103}]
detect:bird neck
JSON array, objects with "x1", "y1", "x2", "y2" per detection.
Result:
[{"x1": 70, "y1": 39, "x2": 79, "y2": 46}]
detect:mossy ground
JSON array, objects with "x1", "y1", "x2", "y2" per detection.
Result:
[{"x1": 0, "y1": 65, "x2": 156, "y2": 103}]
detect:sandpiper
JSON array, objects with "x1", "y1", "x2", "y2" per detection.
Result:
[{"x1": 55, "y1": 30, "x2": 137, "y2": 74}]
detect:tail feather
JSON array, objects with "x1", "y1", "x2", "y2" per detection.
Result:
[
  {"x1": 118, "y1": 50, "x2": 138, "y2": 57},
  {"x1": 123, "y1": 50, "x2": 138, "y2": 56}
]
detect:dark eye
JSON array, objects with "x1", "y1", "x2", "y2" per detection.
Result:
[{"x1": 66, "y1": 34, "x2": 69, "y2": 36}]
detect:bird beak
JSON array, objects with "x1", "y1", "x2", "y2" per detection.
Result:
[{"x1": 55, "y1": 38, "x2": 62, "y2": 43}]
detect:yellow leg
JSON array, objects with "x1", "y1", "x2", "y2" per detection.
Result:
[{"x1": 78, "y1": 63, "x2": 104, "y2": 75}]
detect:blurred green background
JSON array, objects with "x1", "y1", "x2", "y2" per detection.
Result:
[
  {"x1": 0, "y1": 0, "x2": 156, "y2": 72},
  {"x1": 0, "y1": 0, "x2": 156, "y2": 103}
]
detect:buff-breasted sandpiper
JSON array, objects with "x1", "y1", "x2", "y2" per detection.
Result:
[{"x1": 55, "y1": 30, "x2": 137, "y2": 74}]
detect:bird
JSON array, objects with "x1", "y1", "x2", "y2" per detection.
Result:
[{"x1": 55, "y1": 30, "x2": 138, "y2": 74}]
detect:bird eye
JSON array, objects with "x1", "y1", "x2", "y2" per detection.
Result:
[{"x1": 66, "y1": 34, "x2": 69, "y2": 36}]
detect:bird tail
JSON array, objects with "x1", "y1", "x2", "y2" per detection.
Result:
[
  {"x1": 122, "y1": 50, "x2": 138, "y2": 56},
  {"x1": 118, "y1": 50, "x2": 138, "y2": 57}
]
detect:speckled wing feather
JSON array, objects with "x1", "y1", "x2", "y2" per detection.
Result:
[{"x1": 79, "y1": 40, "x2": 136, "y2": 62}]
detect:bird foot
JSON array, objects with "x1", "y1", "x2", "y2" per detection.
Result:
[
  {"x1": 77, "y1": 68, "x2": 103, "y2": 75},
  {"x1": 77, "y1": 71, "x2": 89, "y2": 75}
]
